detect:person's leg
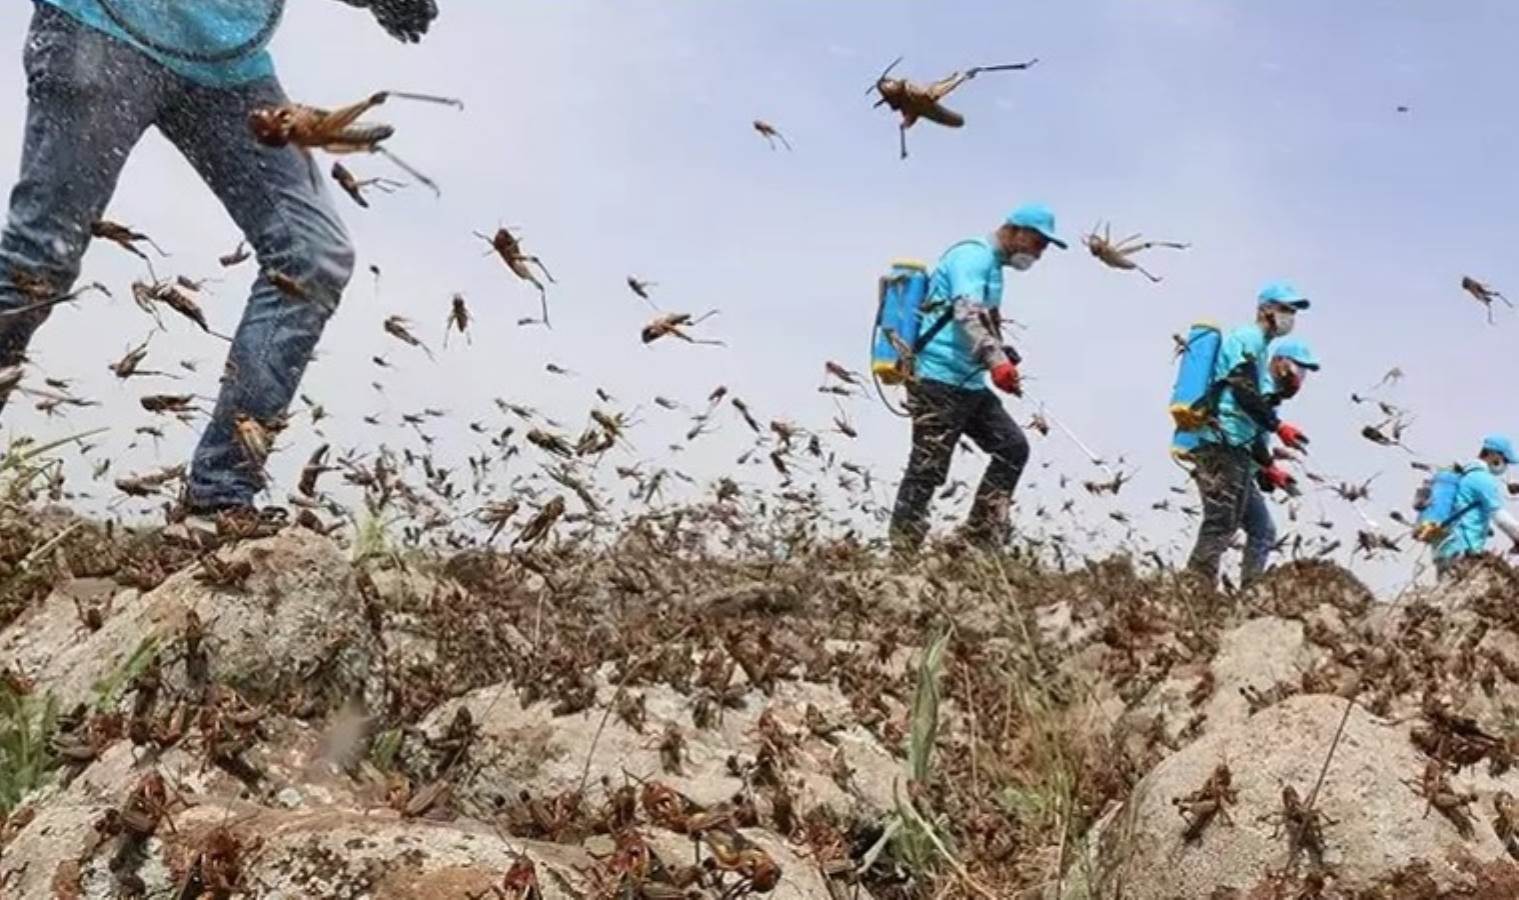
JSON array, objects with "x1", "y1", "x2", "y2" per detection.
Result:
[
  {"x1": 0, "y1": 6, "x2": 165, "y2": 392},
  {"x1": 889, "y1": 380, "x2": 970, "y2": 553},
  {"x1": 157, "y1": 75, "x2": 355, "y2": 509},
  {"x1": 1185, "y1": 444, "x2": 1252, "y2": 585},
  {"x1": 1240, "y1": 479, "x2": 1276, "y2": 586},
  {"x1": 962, "y1": 389, "x2": 1030, "y2": 548}
]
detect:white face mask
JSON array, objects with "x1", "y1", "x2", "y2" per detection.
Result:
[
  {"x1": 1008, "y1": 252, "x2": 1037, "y2": 271},
  {"x1": 1268, "y1": 308, "x2": 1297, "y2": 336}
]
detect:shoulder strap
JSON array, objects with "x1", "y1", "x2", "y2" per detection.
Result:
[
  {"x1": 913, "y1": 305, "x2": 956, "y2": 353},
  {"x1": 1193, "y1": 357, "x2": 1255, "y2": 416},
  {"x1": 1440, "y1": 466, "x2": 1485, "y2": 527}
]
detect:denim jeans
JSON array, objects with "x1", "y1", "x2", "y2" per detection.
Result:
[
  {"x1": 889, "y1": 378, "x2": 1030, "y2": 552},
  {"x1": 1240, "y1": 480, "x2": 1275, "y2": 586},
  {"x1": 0, "y1": 4, "x2": 354, "y2": 509}
]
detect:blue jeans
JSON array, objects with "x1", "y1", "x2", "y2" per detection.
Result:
[
  {"x1": 1240, "y1": 480, "x2": 1275, "y2": 585},
  {"x1": 0, "y1": 4, "x2": 354, "y2": 509}
]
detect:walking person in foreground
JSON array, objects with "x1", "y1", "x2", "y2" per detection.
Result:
[
  {"x1": 0, "y1": 0, "x2": 436, "y2": 523},
  {"x1": 1180, "y1": 281, "x2": 1315, "y2": 587},
  {"x1": 888, "y1": 203, "x2": 1066, "y2": 554}
]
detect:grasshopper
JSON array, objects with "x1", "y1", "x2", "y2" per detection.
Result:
[{"x1": 868, "y1": 56, "x2": 1038, "y2": 158}]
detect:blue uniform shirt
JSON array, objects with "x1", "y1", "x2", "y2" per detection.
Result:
[
  {"x1": 915, "y1": 238, "x2": 1004, "y2": 388},
  {"x1": 1203, "y1": 323, "x2": 1270, "y2": 448},
  {"x1": 1436, "y1": 461, "x2": 1508, "y2": 560},
  {"x1": 41, "y1": 0, "x2": 279, "y2": 87}
]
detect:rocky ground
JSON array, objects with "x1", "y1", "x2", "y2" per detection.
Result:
[{"x1": 3, "y1": 505, "x2": 1519, "y2": 899}]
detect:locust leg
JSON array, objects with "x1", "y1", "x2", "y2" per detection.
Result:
[
  {"x1": 532, "y1": 281, "x2": 550, "y2": 329},
  {"x1": 899, "y1": 124, "x2": 909, "y2": 160},
  {"x1": 0, "y1": 282, "x2": 109, "y2": 320},
  {"x1": 378, "y1": 90, "x2": 465, "y2": 109},
  {"x1": 1131, "y1": 240, "x2": 1191, "y2": 252},
  {"x1": 524, "y1": 256, "x2": 556, "y2": 284},
  {"x1": 360, "y1": 177, "x2": 405, "y2": 194},
  {"x1": 1135, "y1": 263, "x2": 1163, "y2": 284},
  {"x1": 138, "y1": 235, "x2": 171, "y2": 258},
  {"x1": 925, "y1": 71, "x2": 972, "y2": 102},
  {"x1": 320, "y1": 93, "x2": 390, "y2": 133},
  {"x1": 373, "y1": 147, "x2": 441, "y2": 196}
]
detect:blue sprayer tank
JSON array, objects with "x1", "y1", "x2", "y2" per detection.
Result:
[
  {"x1": 872, "y1": 259, "x2": 930, "y2": 385},
  {"x1": 1413, "y1": 465, "x2": 1472, "y2": 543},
  {"x1": 1168, "y1": 321, "x2": 1222, "y2": 461}
]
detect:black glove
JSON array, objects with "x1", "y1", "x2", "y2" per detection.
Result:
[
  {"x1": 356, "y1": 0, "x2": 437, "y2": 43},
  {"x1": 1001, "y1": 344, "x2": 1022, "y2": 366}
]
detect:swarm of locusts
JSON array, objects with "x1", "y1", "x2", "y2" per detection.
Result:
[{"x1": 10, "y1": 29, "x2": 1519, "y2": 900}]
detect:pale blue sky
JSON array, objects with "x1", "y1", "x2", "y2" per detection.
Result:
[{"x1": 1, "y1": 1, "x2": 1515, "y2": 591}]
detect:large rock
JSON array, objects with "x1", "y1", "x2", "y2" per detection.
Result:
[
  {"x1": 0, "y1": 530, "x2": 378, "y2": 711},
  {"x1": 417, "y1": 673, "x2": 902, "y2": 821},
  {"x1": 6, "y1": 799, "x2": 593, "y2": 900},
  {"x1": 1118, "y1": 616, "x2": 1311, "y2": 752},
  {"x1": 1096, "y1": 694, "x2": 1519, "y2": 898}
]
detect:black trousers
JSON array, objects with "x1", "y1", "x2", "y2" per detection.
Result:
[
  {"x1": 1184, "y1": 442, "x2": 1255, "y2": 584},
  {"x1": 889, "y1": 379, "x2": 1030, "y2": 551}
]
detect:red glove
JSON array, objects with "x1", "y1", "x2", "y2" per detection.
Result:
[
  {"x1": 1276, "y1": 422, "x2": 1310, "y2": 451},
  {"x1": 1259, "y1": 465, "x2": 1297, "y2": 494},
  {"x1": 990, "y1": 361, "x2": 1022, "y2": 396}
]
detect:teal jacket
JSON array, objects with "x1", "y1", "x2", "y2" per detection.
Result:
[
  {"x1": 1436, "y1": 462, "x2": 1509, "y2": 560},
  {"x1": 916, "y1": 237, "x2": 1009, "y2": 389},
  {"x1": 41, "y1": 0, "x2": 279, "y2": 87},
  {"x1": 1200, "y1": 323, "x2": 1279, "y2": 449}
]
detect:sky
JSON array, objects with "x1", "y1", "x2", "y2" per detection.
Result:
[{"x1": 0, "y1": 0, "x2": 1517, "y2": 594}]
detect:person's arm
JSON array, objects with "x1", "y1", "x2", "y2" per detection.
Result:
[
  {"x1": 332, "y1": 0, "x2": 437, "y2": 42},
  {"x1": 951, "y1": 299, "x2": 1009, "y2": 370},
  {"x1": 1469, "y1": 472, "x2": 1519, "y2": 545},
  {"x1": 1494, "y1": 508, "x2": 1519, "y2": 545},
  {"x1": 1248, "y1": 434, "x2": 1273, "y2": 468},
  {"x1": 944, "y1": 245, "x2": 1009, "y2": 370},
  {"x1": 1221, "y1": 357, "x2": 1282, "y2": 432}
]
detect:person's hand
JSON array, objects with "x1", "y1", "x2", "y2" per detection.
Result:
[
  {"x1": 990, "y1": 361, "x2": 1022, "y2": 396},
  {"x1": 1276, "y1": 422, "x2": 1310, "y2": 451},
  {"x1": 1258, "y1": 465, "x2": 1297, "y2": 494},
  {"x1": 364, "y1": 0, "x2": 437, "y2": 43}
]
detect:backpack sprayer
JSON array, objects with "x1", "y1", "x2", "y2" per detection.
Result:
[
  {"x1": 869, "y1": 259, "x2": 935, "y2": 417},
  {"x1": 1410, "y1": 464, "x2": 1481, "y2": 545}
]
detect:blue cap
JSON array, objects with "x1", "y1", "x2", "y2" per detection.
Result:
[
  {"x1": 1258, "y1": 279, "x2": 1311, "y2": 310},
  {"x1": 1482, "y1": 434, "x2": 1519, "y2": 465},
  {"x1": 1269, "y1": 336, "x2": 1320, "y2": 371},
  {"x1": 1006, "y1": 203, "x2": 1067, "y2": 249}
]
